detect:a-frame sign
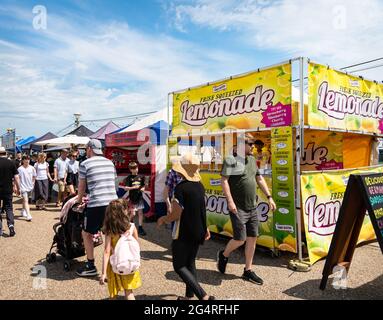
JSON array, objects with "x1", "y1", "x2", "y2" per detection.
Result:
[{"x1": 320, "y1": 173, "x2": 383, "y2": 290}]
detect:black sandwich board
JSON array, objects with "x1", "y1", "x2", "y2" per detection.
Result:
[{"x1": 320, "y1": 173, "x2": 383, "y2": 290}]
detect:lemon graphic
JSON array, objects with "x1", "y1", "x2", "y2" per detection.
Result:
[
  {"x1": 226, "y1": 117, "x2": 251, "y2": 129},
  {"x1": 217, "y1": 117, "x2": 227, "y2": 129},
  {"x1": 283, "y1": 234, "x2": 296, "y2": 248},
  {"x1": 207, "y1": 122, "x2": 220, "y2": 132},
  {"x1": 328, "y1": 133, "x2": 343, "y2": 147},
  {"x1": 261, "y1": 71, "x2": 271, "y2": 80},
  {"x1": 257, "y1": 235, "x2": 274, "y2": 248},
  {"x1": 222, "y1": 125, "x2": 239, "y2": 131},
  {"x1": 208, "y1": 225, "x2": 219, "y2": 233},
  {"x1": 309, "y1": 113, "x2": 327, "y2": 128},
  {"x1": 278, "y1": 243, "x2": 296, "y2": 253},
  {"x1": 277, "y1": 65, "x2": 291, "y2": 77},
  {"x1": 358, "y1": 223, "x2": 375, "y2": 242},
  {"x1": 223, "y1": 220, "x2": 233, "y2": 235},
  {"x1": 310, "y1": 247, "x2": 328, "y2": 258},
  {"x1": 361, "y1": 119, "x2": 375, "y2": 132},
  {"x1": 277, "y1": 77, "x2": 291, "y2": 88}
]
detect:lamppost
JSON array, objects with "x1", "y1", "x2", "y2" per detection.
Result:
[{"x1": 74, "y1": 113, "x2": 81, "y2": 128}]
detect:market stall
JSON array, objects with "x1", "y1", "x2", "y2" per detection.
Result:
[
  {"x1": 168, "y1": 57, "x2": 383, "y2": 265},
  {"x1": 105, "y1": 108, "x2": 170, "y2": 218}
]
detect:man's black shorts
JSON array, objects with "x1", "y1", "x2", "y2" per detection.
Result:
[{"x1": 83, "y1": 206, "x2": 107, "y2": 234}]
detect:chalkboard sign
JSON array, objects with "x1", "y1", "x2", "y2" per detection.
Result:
[
  {"x1": 320, "y1": 173, "x2": 383, "y2": 290},
  {"x1": 358, "y1": 173, "x2": 383, "y2": 249}
]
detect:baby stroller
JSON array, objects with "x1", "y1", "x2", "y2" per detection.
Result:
[{"x1": 46, "y1": 195, "x2": 102, "y2": 271}]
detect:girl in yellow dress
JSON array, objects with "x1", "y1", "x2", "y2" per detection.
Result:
[{"x1": 100, "y1": 199, "x2": 142, "y2": 300}]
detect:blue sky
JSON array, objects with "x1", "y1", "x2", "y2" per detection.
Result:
[{"x1": 1, "y1": 0, "x2": 383, "y2": 138}]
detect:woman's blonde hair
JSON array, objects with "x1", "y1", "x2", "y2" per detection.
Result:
[
  {"x1": 102, "y1": 199, "x2": 131, "y2": 236},
  {"x1": 37, "y1": 152, "x2": 46, "y2": 163}
]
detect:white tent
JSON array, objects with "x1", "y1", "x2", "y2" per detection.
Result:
[
  {"x1": 119, "y1": 107, "x2": 171, "y2": 133},
  {"x1": 35, "y1": 135, "x2": 90, "y2": 147},
  {"x1": 106, "y1": 107, "x2": 171, "y2": 218}
]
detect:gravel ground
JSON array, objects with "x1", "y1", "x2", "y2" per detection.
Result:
[{"x1": 1, "y1": 197, "x2": 382, "y2": 300}]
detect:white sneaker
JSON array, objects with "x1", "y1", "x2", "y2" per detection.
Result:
[
  {"x1": 22, "y1": 209, "x2": 27, "y2": 218},
  {"x1": 26, "y1": 213, "x2": 32, "y2": 221}
]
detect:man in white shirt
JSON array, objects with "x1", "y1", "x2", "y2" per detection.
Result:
[
  {"x1": 18, "y1": 156, "x2": 36, "y2": 221},
  {"x1": 54, "y1": 149, "x2": 69, "y2": 207}
]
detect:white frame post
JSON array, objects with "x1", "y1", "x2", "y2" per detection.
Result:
[{"x1": 294, "y1": 57, "x2": 305, "y2": 262}]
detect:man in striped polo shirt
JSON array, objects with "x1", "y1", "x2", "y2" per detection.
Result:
[{"x1": 76, "y1": 139, "x2": 118, "y2": 277}]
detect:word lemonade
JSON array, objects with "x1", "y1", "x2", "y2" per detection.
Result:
[
  {"x1": 180, "y1": 85, "x2": 275, "y2": 126},
  {"x1": 305, "y1": 195, "x2": 341, "y2": 236},
  {"x1": 318, "y1": 82, "x2": 383, "y2": 120}
]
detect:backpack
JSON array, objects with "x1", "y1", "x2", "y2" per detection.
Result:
[{"x1": 109, "y1": 224, "x2": 141, "y2": 275}]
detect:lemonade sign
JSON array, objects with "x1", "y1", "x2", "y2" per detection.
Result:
[
  {"x1": 201, "y1": 172, "x2": 276, "y2": 249},
  {"x1": 301, "y1": 166, "x2": 383, "y2": 264},
  {"x1": 172, "y1": 64, "x2": 292, "y2": 135},
  {"x1": 308, "y1": 62, "x2": 383, "y2": 133},
  {"x1": 301, "y1": 130, "x2": 344, "y2": 171}
]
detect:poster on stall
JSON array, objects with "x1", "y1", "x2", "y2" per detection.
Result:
[
  {"x1": 308, "y1": 62, "x2": 383, "y2": 134},
  {"x1": 172, "y1": 64, "x2": 292, "y2": 135},
  {"x1": 301, "y1": 166, "x2": 383, "y2": 264},
  {"x1": 301, "y1": 130, "x2": 344, "y2": 171},
  {"x1": 271, "y1": 127, "x2": 297, "y2": 253},
  {"x1": 201, "y1": 172, "x2": 276, "y2": 249}
]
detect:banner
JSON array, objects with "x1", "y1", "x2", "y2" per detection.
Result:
[
  {"x1": 271, "y1": 127, "x2": 297, "y2": 253},
  {"x1": 308, "y1": 62, "x2": 383, "y2": 133},
  {"x1": 301, "y1": 130, "x2": 344, "y2": 171},
  {"x1": 202, "y1": 172, "x2": 276, "y2": 249},
  {"x1": 301, "y1": 166, "x2": 383, "y2": 264},
  {"x1": 172, "y1": 64, "x2": 292, "y2": 135}
]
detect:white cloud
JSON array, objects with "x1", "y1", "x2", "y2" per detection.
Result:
[
  {"x1": 0, "y1": 4, "x2": 248, "y2": 138},
  {"x1": 173, "y1": 0, "x2": 383, "y2": 80}
]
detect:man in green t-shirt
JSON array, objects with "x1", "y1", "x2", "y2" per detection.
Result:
[{"x1": 217, "y1": 133, "x2": 276, "y2": 285}]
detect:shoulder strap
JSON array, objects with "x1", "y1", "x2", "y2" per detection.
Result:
[
  {"x1": 114, "y1": 234, "x2": 125, "y2": 253},
  {"x1": 129, "y1": 223, "x2": 135, "y2": 237}
]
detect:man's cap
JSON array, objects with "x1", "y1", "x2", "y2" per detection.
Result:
[
  {"x1": 86, "y1": 139, "x2": 103, "y2": 155},
  {"x1": 0, "y1": 146, "x2": 6, "y2": 154}
]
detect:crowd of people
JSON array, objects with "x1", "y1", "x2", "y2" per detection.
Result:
[{"x1": 0, "y1": 134, "x2": 276, "y2": 300}]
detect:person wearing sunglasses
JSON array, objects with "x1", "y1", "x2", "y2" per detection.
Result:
[{"x1": 217, "y1": 133, "x2": 276, "y2": 285}]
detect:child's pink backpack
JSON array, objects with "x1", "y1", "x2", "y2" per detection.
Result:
[{"x1": 110, "y1": 223, "x2": 141, "y2": 275}]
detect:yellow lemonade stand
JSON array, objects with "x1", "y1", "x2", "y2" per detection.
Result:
[{"x1": 167, "y1": 57, "x2": 383, "y2": 266}]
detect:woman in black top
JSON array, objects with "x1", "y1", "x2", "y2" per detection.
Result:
[{"x1": 157, "y1": 153, "x2": 214, "y2": 300}]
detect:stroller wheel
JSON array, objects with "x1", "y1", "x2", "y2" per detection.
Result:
[
  {"x1": 46, "y1": 253, "x2": 56, "y2": 263},
  {"x1": 63, "y1": 261, "x2": 71, "y2": 272}
]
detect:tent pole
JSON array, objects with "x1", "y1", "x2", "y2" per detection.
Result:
[{"x1": 294, "y1": 57, "x2": 305, "y2": 262}]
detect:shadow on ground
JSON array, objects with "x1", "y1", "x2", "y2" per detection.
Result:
[
  {"x1": 283, "y1": 274, "x2": 383, "y2": 300},
  {"x1": 140, "y1": 221, "x2": 295, "y2": 269},
  {"x1": 165, "y1": 269, "x2": 239, "y2": 286},
  {"x1": 30, "y1": 256, "x2": 99, "y2": 283}
]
